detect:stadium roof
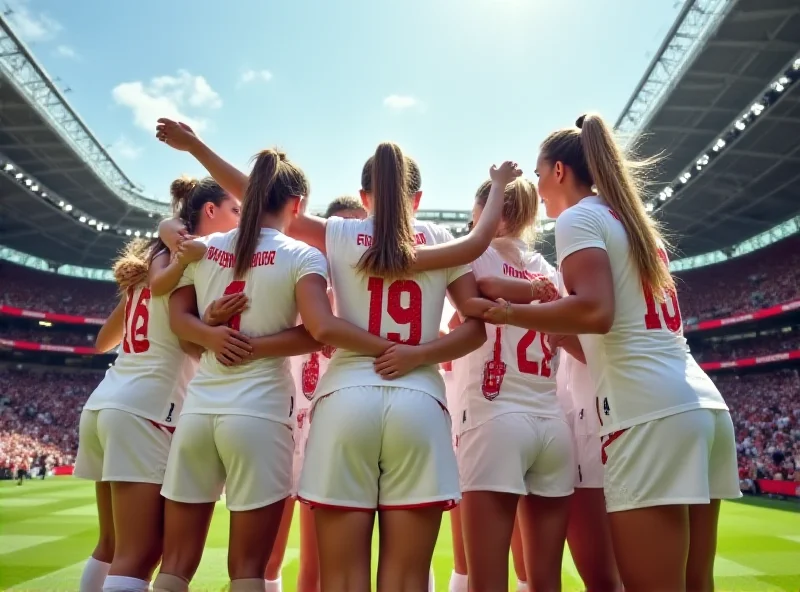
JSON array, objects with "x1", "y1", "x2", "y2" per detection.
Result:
[{"x1": 618, "y1": 0, "x2": 800, "y2": 258}]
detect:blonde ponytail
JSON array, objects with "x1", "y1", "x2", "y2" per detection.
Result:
[
  {"x1": 541, "y1": 113, "x2": 673, "y2": 299},
  {"x1": 474, "y1": 177, "x2": 539, "y2": 264},
  {"x1": 579, "y1": 114, "x2": 674, "y2": 297}
]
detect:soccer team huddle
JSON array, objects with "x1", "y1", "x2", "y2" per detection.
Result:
[{"x1": 73, "y1": 113, "x2": 741, "y2": 592}]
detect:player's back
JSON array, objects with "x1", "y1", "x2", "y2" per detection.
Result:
[
  {"x1": 318, "y1": 217, "x2": 468, "y2": 405},
  {"x1": 555, "y1": 195, "x2": 727, "y2": 435},
  {"x1": 460, "y1": 245, "x2": 563, "y2": 431},
  {"x1": 184, "y1": 228, "x2": 326, "y2": 425},
  {"x1": 85, "y1": 282, "x2": 197, "y2": 426}
]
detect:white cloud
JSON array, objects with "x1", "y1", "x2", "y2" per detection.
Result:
[
  {"x1": 54, "y1": 45, "x2": 78, "y2": 59},
  {"x1": 109, "y1": 137, "x2": 143, "y2": 161},
  {"x1": 6, "y1": 0, "x2": 62, "y2": 42},
  {"x1": 383, "y1": 95, "x2": 420, "y2": 111},
  {"x1": 239, "y1": 69, "x2": 273, "y2": 86},
  {"x1": 112, "y1": 70, "x2": 222, "y2": 132}
]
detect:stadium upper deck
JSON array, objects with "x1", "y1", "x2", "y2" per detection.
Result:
[{"x1": 1, "y1": 0, "x2": 800, "y2": 272}]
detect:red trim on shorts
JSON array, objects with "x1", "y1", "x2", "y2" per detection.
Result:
[
  {"x1": 296, "y1": 496, "x2": 374, "y2": 513},
  {"x1": 148, "y1": 419, "x2": 176, "y2": 434},
  {"x1": 600, "y1": 429, "x2": 627, "y2": 465},
  {"x1": 378, "y1": 499, "x2": 458, "y2": 512}
]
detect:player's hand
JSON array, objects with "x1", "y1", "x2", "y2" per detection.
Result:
[
  {"x1": 175, "y1": 239, "x2": 207, "y2": 266},
  {"x1": 374, "y1": 344, "x2": 424, "y2": 380},
  {"x1": 205, "y1": 326, "x2": 252, "y2": 366},
  {"x1": 203, "y1": 293, "x2": 249, "y2": 327},
  {"x1": 483, "y1": 298, "x2": 511, "y2": 325},
  {"x1": 489, "y1": 161, "x2": 522, "y2": 186},
  {"x1": 156, "y1": 118, "x2": 200, "y2": 152},
  {"x1": 529, "y1": 274, "x2": 560, "y2": 303}
]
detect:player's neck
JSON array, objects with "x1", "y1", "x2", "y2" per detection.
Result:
[{"x1": 259, "y1": 213, "x2": 286, "y2": 234}]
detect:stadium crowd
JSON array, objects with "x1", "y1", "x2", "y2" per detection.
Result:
[
  {"x1": 0, "y1": 368, "x2": 101, "y2": 478},
  {"x1": 676, "y1": 235, "x2": 800, "y2": 323},
  {"x1": 0, "y1": 327, "x2": 98, "y2": 347},
  {"x1": 694, "y1": 331, "x2": 800, "y2": 363},
  {"x1": 717, "y1": 369, "x2": 800, "y2": 483}
]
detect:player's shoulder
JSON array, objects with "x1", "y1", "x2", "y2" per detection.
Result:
[
  {"x1": 526, "y1": 250, "x2": 556, "y2": 275},
  {"x1": 204, "y1": 230, "x2": 237, "y2": 249},
  {"x1": 275, "y1": 232, "x2": 325, "y2": 259}
]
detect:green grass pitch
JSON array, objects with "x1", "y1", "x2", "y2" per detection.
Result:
[{"x1": 1, "y1": 478, "x2": 799, "y2": 591}]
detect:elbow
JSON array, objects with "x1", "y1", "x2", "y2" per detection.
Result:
[
  {"x1": 465, "y1": 319, "x2": 488, "y2": 348},
  {"x1": 590, "y1": 305, "x2": 614, "y2": 335},
  {"x1": 476, "y1": 277, "x2": 497, "y2": 300},
  {"x1": 150, "y1": 283, "x2": 169, "y2": 298},
  {"x1": 305, "y1": 318, "x2": 331, "y2": 344}
]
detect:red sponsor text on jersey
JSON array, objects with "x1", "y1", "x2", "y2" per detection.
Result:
[
  {"x1": 356, "y1": 233, "x2": 428, "y2": 247},
  {"x1": 502, "y1": 263, "x2": 534, "y2": 280},
  {"x1": 206, "y1": 246, "x2": 277, "y2": 269}
]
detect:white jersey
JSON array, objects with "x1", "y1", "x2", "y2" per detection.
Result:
[
  {"x1": 179, "y1": 228, "x2": 327, "y2": 425},
  {"x1": 84, "y1": 283, "x2": 197, "y2": 426},
  {"x1": 555, "y1": 195, "x2": 727, "y2": 436},
  {"x1": 556, "y1": 353, "x2": 600, "y2": 436},
  {"x1": 459, "y1": 245, "x2": 564, "y2": 431},
  {"x1": 290, "y1": 347, "x2": 335, "y2": 414},
  {"x1": 316, "y1": 217, "x2": 471, "y2": 406}
]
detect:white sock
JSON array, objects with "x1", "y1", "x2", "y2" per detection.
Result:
[
  {"x1": 230, "y1": 579, "x2": 266, "y2": 591},
  {"x1": 152, "y1": 573, "x2": 189, "y2": 592},
  {"x1": 449, "y1": 570, "x2": 468, "y2": 592},
  {"x1": 516, "y1": 579, "x2": 528, "y2": 591},
  {"x1": 79, "y1": 557, "x2": 110, "y2": 592},
  {"x1": 264, "y1": 577, "x2": 282, "y2": 592},
  {"x1": 102, "y1": 575, "x2": 149, "y2": 592},
  {"x1": 428, "y1": 569, "x2": 435, "y2": 592}
]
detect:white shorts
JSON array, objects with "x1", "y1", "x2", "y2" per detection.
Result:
[
  {"x1": 161, "y1": 414, "x2": 293, "y2": 511},
  {"x1": 298, "y1": 386, "x2": 460, "y2": 510},
  {"x1": 458, "y1": 413, "x2": 574, "y2": 497},
  {"x1": 74, "y1": 408, "x2": 172, "y2": 484},
  {"x1": 603, "y1": 408, "x2": 742, "y2": 513},
  {"x1": 292, "y1": 407, "x2": 311, "y2": 494},
  {"x1": 566, "y1": 409, "x2": 604, "y2": 489}
]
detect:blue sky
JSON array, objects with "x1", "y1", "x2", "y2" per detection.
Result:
[{"x1": 7, "y1": 0, "x2": 682, "y2": 212}]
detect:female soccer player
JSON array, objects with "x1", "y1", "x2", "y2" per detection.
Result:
[
  {"x1": 454, "y1": 178, "x2": 574, "y2": 592},
  {"x1": 286, "y1": 143, "x2": 518, "y2": 592},
  {"x1": 75, "y1": 177, "x2": 242, "y2": 592},
  {"x1": 152, "y1": 149, "x2": 397, "y2": 592},
  {"x1": 555, "y1": 349, "x2": 621, "y2": 592},
  {"x1": 485, "y1": 113, "x2": 740, "y2": 592}
]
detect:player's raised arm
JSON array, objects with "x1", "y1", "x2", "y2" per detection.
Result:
[
  {"x1": 410, "y1": 161, "x2": 522, "y2": 272},
  {"x1": 285, "y1": 197, "x2": 327, "y2": 254},
  {"x1": 156, "y1": 118, "x2": 249, "y2": 200}
]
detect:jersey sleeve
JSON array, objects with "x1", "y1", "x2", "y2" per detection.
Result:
[
  {"x1": 176, "y1": 261, "x2": 197, "y2": 290},
  {"x1": 435, "y1": 226, "x2": 472, "y2": 285},
  {"x1": 294, "y1": 246, "x2": 328, "y2": 285},
  {"x1": 324, "y1": 216, "x2": 347, "y2": 258},
  {"x1": 555, "y1": 205, "x2": 607, "y2": 266}
]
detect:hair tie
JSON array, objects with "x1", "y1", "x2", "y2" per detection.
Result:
[{"x1": 576, "y1": 114, "x2": 586, "y2": 129}]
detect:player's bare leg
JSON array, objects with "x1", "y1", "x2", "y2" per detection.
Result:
[
  {"x1": 107, "y1": 482, "x2": 164, "y2": 581},
  {"x1": 517, "y1": 493, "x2": 571, "y2": 592},
  {"x1": 314, "y1": 508, "x2": 374, "y2": 592},
  {"x1": 154, "y1": 500, "x2": 215, "y2": 589},
  {"x1": 449, "y1": 504, "x2": 468, "y2": 591},
  {"x1": 461, "y1": 491, "x2": 518, "y2": 591},
  {"x1": 264, "y1": 498, "x2": 295, "y2": 588},
  {"x1": 377, "y1": 507, "x2": 443, "y2": 592},
  {"x1": 228, "y1": 497, "x2": 288, "y2": 586},
  {"x1": 297, "y1": 503, "x2": 320, "y2": 592},
  {"x1": 686, "y1": 500, "x2": 721, "y2": 592},
  {"x1": 609, "y1": 504, "x2": 689, "y2": 592},
  {"x1": 510, "y1": 511, "x2": 528, "y2": 587},
  {"x1": 566, "y1": 488, "x2": 620, "y2": 592},
  {"x1": 79, "y1": 482, "x2": 114, "y2": 592}
]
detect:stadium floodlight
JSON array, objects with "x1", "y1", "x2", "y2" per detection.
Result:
[
  {"x1": 659, "y1": 191, "x2": 667, "y2": 201},
  {"x1": 64, "y1": 204, "x2": 73, "y2": 212},
  {"x1": 750, "y1": 103, "x2": 764, "y2": 116},
  {"x1": 14, "y1": 173, "x2": 23, "y2": 179},
  {"x1": 734, "y1": 120, "x2": 746, "y2": 131},
  {"x1": 41, "y1": 192, "x2": 47, "y2": 198},
  {"x1": 24, "y1": 179, "x2": 32, "y2": 186},
  {"x1": 79, "y1": 216, "x2": 87, "y2": 223},
  {"x1": 773, "y1": 83, "x2": 785, "y2": 93},
  {"x1": 664, "y1": 187, "x2": 674, "y2": 198},
  {"x1": 134, "y1": 231, "x2": 141, "y2": 237},
  {"x1": 680, "y1": 172, "x2": 691, "y2": 184},
  {"x1": 778, "y1": 76, "x2": 790, "y2": 85},
  {"x1": 30, "y1": 185, "x2": 39, "y2": 192},
  {"x1": 3, "y1": 163, "x2": 13, "y2": 171},
  {"x1": 145, "y1": 231, "x2": 153, "y2": 238},
  {"x1": 88, "y1": 219, "x2": 97, "y2": 226},
  {"x1": 543, "y1": 222, "x2": 556, "y2": 231},
  {"x1": 125, "y1": 229, "x2": 132, "y2": 236},
  {"x1": 58, "y1": 201, "x2": 65, "y2": 207},
  {"x1": 645, "y1": 202, "x2": 654, "y2": 213}
]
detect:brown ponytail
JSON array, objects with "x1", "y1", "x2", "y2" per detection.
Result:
[
  {"x1": 357, "y1": 142, "x2": 416, "y2": 279},
  {"x1": 541, "y1": 113, "x2": 673, "y2": 298},
  {"x1": 234, "y1": 148, "x2": 309, "y2": 279}
]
